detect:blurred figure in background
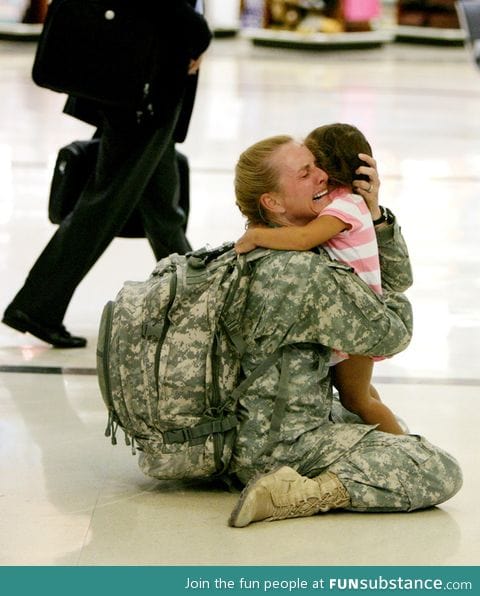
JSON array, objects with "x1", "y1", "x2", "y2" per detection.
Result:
[{"x1": 3, "y1": 1, "x2": 212, "y2": 348}]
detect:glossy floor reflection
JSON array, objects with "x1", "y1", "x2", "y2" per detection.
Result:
[{"x1": 0, "y1": 36, "x2": 479, "y2": 566}]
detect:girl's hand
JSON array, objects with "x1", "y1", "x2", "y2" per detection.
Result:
[
  {"x1": 235, "y1": 229, "x2": 258, "y2": 254},
  {"x1": 353, "y1": 153, "x2": 381, "y2": 221}
]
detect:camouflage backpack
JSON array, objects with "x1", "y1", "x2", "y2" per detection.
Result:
[{"x1": 96, "y1": 243, "x2": 273, "y2": 481}]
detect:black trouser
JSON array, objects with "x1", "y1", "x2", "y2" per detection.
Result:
[{"x1": 6, "y1": 110, "x2": 190, "y2": 327}]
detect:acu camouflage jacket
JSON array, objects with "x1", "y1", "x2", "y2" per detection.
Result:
[{"x1": 229, "y1": 216, "x2": 414, "y2": 484}]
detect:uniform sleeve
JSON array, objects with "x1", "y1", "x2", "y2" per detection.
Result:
[
  {"x1": 301, "y1": 259, "x2": 413, "y2": 358},
  {"x1": 310, "y1": 213, "x2": 414, "y2": 357},
  {"x1": 375, "y1": 215, "x2": 413, "y2": 292},
  {"x1": 282, "y1": 249, "x2": 413, "y2": 359}
]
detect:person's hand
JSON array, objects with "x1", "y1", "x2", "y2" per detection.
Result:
[
  {"x1": 353, "y1": 153, "x2": 381, "y2": 221},
  {"x1": 188, "y1": 54, "x2": 204, "y2": 75},
  {"x1": 235, "y1": 229, "x2": 258, "y2": 254}
]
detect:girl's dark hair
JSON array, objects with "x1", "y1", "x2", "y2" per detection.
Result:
[{"x1": 305, "y1": 123, "x2": 372, "y2": 188}]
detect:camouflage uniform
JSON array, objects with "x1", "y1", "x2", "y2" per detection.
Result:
[{"x1": 229, "y1": 216, "x2": 462, "y2": 511}]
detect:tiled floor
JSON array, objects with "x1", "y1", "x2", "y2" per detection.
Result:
[{"x1": 0, "y1": 34, "x2": 479, "y2": 566}]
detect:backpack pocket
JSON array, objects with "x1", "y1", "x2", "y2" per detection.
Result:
[{"x1": 97, "y1": 300, "x2": 115, "y2": 411}]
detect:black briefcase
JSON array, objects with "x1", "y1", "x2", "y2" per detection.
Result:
[
  {"x1": 48, "y1": 139, "x2": 99, "y2": 224},
  {"x1": 48, "y1": 140, "x2": 190, "y2": 238}
]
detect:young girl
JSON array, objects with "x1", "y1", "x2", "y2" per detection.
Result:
[{"x1": 235, "y1": 123, "x2": 404, "y2": 434}]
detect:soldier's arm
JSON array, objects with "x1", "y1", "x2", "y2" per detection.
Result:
[
  {"x1": 301, "y1": 255, "x2": 413, "y2": 359},
  {"x1": 375, "y1": 213, "x2": 413, "y2": 292},
  {"x1": 353, "y1": 153, "x2": 413, "y2": 293}
]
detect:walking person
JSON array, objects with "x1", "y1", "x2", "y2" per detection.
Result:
[{"x1": 3, "y1": 1, "x2": 212, "y2": 348}]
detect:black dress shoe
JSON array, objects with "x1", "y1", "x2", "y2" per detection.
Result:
[{"x1": 2, "y1": 308, "x2": 87, "y2": 348}]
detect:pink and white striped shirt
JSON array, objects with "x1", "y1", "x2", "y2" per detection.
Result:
[{"x1": 319, "y1": 188, "x2": 382, "y2": 295}]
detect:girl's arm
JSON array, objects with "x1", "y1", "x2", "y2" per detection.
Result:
[{"x1": 235, "y1": 215, "x2": 348, "y2": 254}]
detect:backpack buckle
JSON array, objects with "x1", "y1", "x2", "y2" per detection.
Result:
[{"x1": 163, "y1": 428, "x2": 190, "y2": 444}]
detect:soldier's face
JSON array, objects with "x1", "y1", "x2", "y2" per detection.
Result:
[{"x1": 271, "y1": 142, "x2": 329, "y2": 225}]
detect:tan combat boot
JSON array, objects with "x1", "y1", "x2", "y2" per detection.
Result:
[{"x1": 228, "y1": 466, "x2": 350, "y2": 528}]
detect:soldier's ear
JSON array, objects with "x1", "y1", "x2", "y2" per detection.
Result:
[{"x1": 260, "y1": 192, "x2": 285, "y2": 215}]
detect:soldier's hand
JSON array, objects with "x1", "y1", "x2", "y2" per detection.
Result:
[{"x1": 353, "y1": 153, "x2": 381, "y2": 221}]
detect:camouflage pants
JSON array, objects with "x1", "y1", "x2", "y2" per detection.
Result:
[{"x1": 324, "y1": 432, "x2": 462, "y2": 512}]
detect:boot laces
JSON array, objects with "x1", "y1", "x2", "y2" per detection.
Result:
[{"x1": 270, "y1": 498, "x2": 324, "y2": 521}]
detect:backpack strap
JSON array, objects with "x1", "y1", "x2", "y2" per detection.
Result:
[
  {"x1": 243, "y1": 247, "x2": 272, "y2": 263},
  {"x1": 141, "y1": 268, "x2": 177, "y2": 341},
  {"x1": 220, "y1": 248, "x2": 272, "y2": 356},
  {"x1": 259, "y1": 345, "x2": 316, "y2": 460},
  {"x1": 230, "y1": 350, "x2": 280, "y2": 401},
  {"x1": 261, "y1": 346, "x2": 291, "y2": 457},
  {"x1": 163, "y1": 414, "x2": 238, "y2": 445},
  {"x1": 219, "y1": 256, "x2": 248, "y2": 356},
  {"x1": 161, "y1": 351, "x2": 281, "y2": 446},
  {"x1": 187, "y1": 242, "x2": 235, "y2": 268}
]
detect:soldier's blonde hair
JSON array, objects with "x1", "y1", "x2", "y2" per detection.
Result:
[{"x1": 234, "y1": 135, "x2": 293, "y2": 226}]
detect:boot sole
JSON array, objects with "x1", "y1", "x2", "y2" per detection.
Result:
[{"x1": 228, "y1": 467, "x2": 284, "y2": 528}]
